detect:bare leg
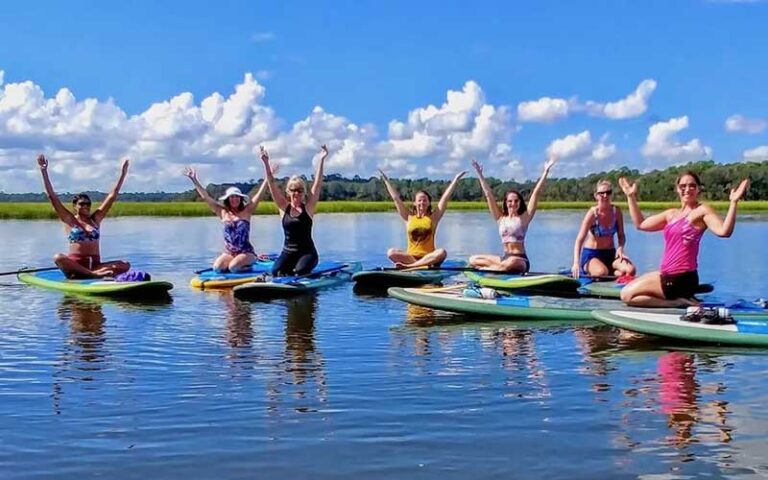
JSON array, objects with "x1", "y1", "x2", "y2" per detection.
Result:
[
  {"x1": 93, "y1": 260, "x2": 131, "y2": 277},
  {"x1": 498, "y1": 256, "x2": 528, "y2": 274},
  {"x1": 387, "y1": 248, "x2": 417, "y2": 269},
  {"x1": 613, "y1": 257, "x2": 636, "y2": 277},
  {"x1": 585, "y1": 258, "x2": 610, "y2": 277},
  {"x1": 213, "y1": 253, "x2": 234, "y2": 272},
  {"x1": 54, "y1": 253, "x2": 98, "y2": 279},
  {"x1": 469, "y1": 254, "x2": 503, "y2": 270},
  {"x1": 620, "y1": 271, "x2": 698, "y2": 308},
  {"x1": 228, "y1": 253, "x2": 257, "y2": 272},
  {"x1": 401, "y1": 249, "x2": 447, "y2": 269}
]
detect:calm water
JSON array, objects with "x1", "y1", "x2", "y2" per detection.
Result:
[{"x1": 1, "y1": 211, "x2": 767, "y2": 479}]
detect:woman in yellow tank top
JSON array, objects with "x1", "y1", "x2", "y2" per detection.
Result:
[{"x1": 379, "y1": 169, "x2": 466, "y2": 269}]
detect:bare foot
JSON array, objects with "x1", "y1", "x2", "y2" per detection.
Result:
[{"x1": 394, "y1": 262, "x2": 407, "y2": 270}]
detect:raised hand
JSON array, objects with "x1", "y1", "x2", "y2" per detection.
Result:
[
  {"x1": 471, "y1": 159, "x2": 483, "y2": 175},
  {"x1": 378, "y1": 168, "x2": 389, "y2": 181},
  {"x1": 730, "y1": 178, "x2": 749, "y2": 202},
  {"x1": 453, "y1": 170, "x2": 468, "y2": 182},
  {"x1": 37, "y1": 154, "x2": 48, "y2": 170},
  {"x1": 618, "y1": 177, "x2": 637, "y2": 197},
  {"x1": 120, "y1": 158, "x2": 130, "y2": 176},
  {"x1": 270, "y1": 162, "x2": 280, "y2": 176},
  {"x1": 543, "y1": 155, "x2": 557, "y2": 174},
  {"x1": 319, "y1": 144, "x2": 329, "y2": 159},
  {"x1": 183, "y1": 166, "x2": 197, "y2": 181}
]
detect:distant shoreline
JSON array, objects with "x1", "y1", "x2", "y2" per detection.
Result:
[{"x1": 2, "y1": 201, "x2": 767, "y2": 219}]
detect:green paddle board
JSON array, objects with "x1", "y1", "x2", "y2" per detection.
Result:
[
  {"x1": 592, "y1": 309, "x2": 768, "y2": 347},
  {"x1": 352, "y1": 260, "x2": 466, "y2": 288},
  {"x1": 19, "y1": 270, "x2": 173, "y2": 298},
  {"x1": 465, "y1": 271, "x2": 581, "y2": 295},
  {"x1": 233, "y1": 262, "x2": 361, "y2": 300}
]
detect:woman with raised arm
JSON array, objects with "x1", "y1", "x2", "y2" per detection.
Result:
[
  {"x1": 381, "y1": 169, "x2": 466, "y2": 269},
  {"x1": 37, "y1": 154, "x2": 131, "y2": 278},
  {"x1": 618, "y1": 172, "x2": 749, "y2": 308},
  {"x1": 183, "y1": 166, "x2": 270, "y2": 272},
  {"x1": 571, "y1": 179, "x2": 636, "y2": 279},
  {"x1": 468, "y1": 156, "x2": 556, "y2": 273},
  {"x1": 260, "y1": 145, "x2": 327, "y2": 276}
]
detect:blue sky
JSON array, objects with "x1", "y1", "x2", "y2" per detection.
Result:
[{"x1": 1, "y1": 0, "x2": 767, "y2": 192}]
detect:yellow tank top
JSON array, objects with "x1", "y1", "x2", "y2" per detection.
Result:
[{"x1": 406, "y1": 215, "x2": 436, "y2": 258}]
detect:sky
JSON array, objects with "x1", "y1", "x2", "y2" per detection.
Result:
[{"x1": 1, "y1": 0, "x2": 767, "y2": 193}]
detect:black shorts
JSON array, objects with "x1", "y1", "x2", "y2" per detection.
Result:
[
  {"x1": 501, "y1": 252, "x2": 530, "y2": 273},
  {"x1": 660, "y1": 270, "x2": 699, "y2": 300}
]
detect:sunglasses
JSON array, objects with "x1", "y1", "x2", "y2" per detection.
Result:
[
  {"x1": 677, "y1": 183, "x2": 699, "y2": 190},
  {"x1": 595, "y1": 190, "x2": 612, "y2": 196},
  {"x1": 288, "y1": 188, "x2": 304, "y2": 193},
  {"x1": 76, "y1": 202, "x2": 92, "y2": 207}
]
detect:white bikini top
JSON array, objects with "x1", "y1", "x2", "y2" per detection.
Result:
[{"x1": 498, "y1": 216, "x2": 527, "y2": 244}]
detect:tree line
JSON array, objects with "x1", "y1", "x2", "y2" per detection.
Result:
[{"x1": 2, "y1": 160, "x2": 766, "y2": 203}]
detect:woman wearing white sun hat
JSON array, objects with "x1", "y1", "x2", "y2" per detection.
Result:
[{"x1": 183, "y1": 167, "x2": 272, "y2": 272}]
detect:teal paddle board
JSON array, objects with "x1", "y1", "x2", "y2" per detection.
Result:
[
  {"x1": 19, "y1": 270, "x2": 173, "y2": 298},
  {"x1": 352, "y1": 259, "x2": 466, "y2": 288},
  {"x1": 592, "y1": 309, "x2": 768, "y2": 347},
  {"x1": 233, "y1": 261, "x2": 362, "y2": 300}
]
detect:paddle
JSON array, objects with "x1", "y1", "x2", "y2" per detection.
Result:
[
  {"x1": 374, "y1": 265, "x2": 571, "y2": 276},
  {"x1": 0, "y1": 266, "x2": 61, "y2": 277},
  {"x1": 273, "y1": 263, "x2": 350, "y2": 286}
]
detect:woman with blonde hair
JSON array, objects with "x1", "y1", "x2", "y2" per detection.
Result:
[
  {"x1": 571, "y1": 179, "x2": 635, "y2": 279},
  {"x1": 260, "y1": 145, "x2": 328, "y2": 276}
]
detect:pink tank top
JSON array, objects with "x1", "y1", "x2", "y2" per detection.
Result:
[{"x1": 659, "y1": 215, "x2": 705, "y2": 275}]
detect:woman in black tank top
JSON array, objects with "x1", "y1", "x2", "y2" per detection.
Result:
[{"x1": 260, "y1": 145, "x2": 328, "y2": 276}]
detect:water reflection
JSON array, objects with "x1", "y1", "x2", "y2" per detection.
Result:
[
  {"x1": 266, "y1": 295, "x2": 328, "y2": 414},
  {"x1": 52, "y1": 296, "x2": 108, "y2": 414}
]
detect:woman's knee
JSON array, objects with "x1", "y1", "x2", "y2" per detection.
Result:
[{"x1": 53, "y1": 253, "x2": 67, "y2": 264}]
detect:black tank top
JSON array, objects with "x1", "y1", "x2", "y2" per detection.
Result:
[{"x1": 282, "y1": 204, "x2": 315, "y2": 252}]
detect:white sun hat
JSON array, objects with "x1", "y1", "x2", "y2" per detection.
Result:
[{"x1": 218, "y1": 186, "x2": 249, "y2": 202}]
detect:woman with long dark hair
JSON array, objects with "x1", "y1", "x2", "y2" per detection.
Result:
[
  {"x1": 618, "y1": 171, "x2": 749, "y2": 307},
  {"x1": 380, "y1": 169, "x2": 466, "y2": 269},
  {"x1": 38, "y1": 154, "x2": 131, "y2": 278},
  {"x1": 468, "y1": 156, "x2": 556, "y2": 273},
  {"x1": 184, "y1": 167, "x2": 269, "y2": 272}
]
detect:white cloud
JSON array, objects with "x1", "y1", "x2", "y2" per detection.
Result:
[
  {"x1": 380, "y1": 80, "x2": 515, "y2": 172},
  {"x1": 641, "y1": 116, "x2": 712, "y2": 164},
  {"x1": 743, "y1": 145, "x2": 768, "y2": 161},
  {"x1": 586, "y1": 79, "x2": 657, "y2": 119},
  {"x1": 0, "y1": 72, "x2": 518, "y2": 192},
  {"x1": 546, "y1": 131, "x2": 616, "y2": 161},
  {"x1": 251, "y1": 32, "x2": 276, "y2": 43},
  {"x1": 725, "y1": 114, "x2": 767, "y2": 134},
  {"x1": 517, "y1": 97, "x2": 570, "y2": 123},
  {"x1": 516, "y1": 79, "x2": 657, "y2": 123}
]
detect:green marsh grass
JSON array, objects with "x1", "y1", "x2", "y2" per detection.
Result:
[{"x1": 1, "y1": 201, "x2": 767, "y2": 219}]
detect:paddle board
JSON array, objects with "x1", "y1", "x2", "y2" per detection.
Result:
[
  {"x1": 233, "y1": 261, "x2": 362, "y2": 300},
  {"x1": 592, "y1": 309, "x2": 768, "y2": 347},
  {"x1": 352, "y1": 259, "x2": 466, "y2": 288},
  {"x1": 19, "y1": 270, "x2": 173, "y2": 298},
  {"x1": 190, "y1": 255, "x2": 276, "y2": 289},
  {"x1": 464, "y1": 271, "x2": 581, "y2": 295},
  {"x1": 581, "y1": 280, "x2": 714, "y2": 299}
]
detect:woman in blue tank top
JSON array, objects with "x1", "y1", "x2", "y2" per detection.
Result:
[
  {"x1": 183, "y1": 166, "x2": 270, "y2": 272},
  {"x1": 571, "y1": 180, "x2": 635, "y2": 278},
  {"x1": 260, "y1": 145, "x2": 328, "y2": 276}
]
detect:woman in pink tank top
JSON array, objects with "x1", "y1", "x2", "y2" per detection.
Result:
[{"x1": 618, "y1": 171, "x2": 749, "y2": 307}]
